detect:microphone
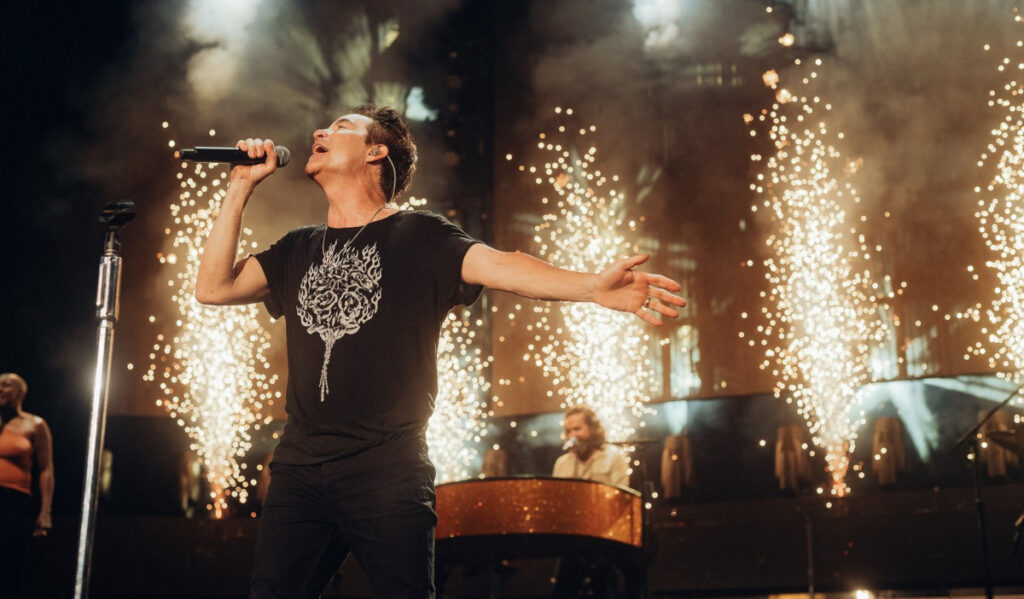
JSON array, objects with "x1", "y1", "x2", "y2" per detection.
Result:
[
  {"x1": 174, "y1": 146, "x2": 291, "y2": 167},
  {"x1": 562, "y1": 437, "x2": 578, "y2": 451}
]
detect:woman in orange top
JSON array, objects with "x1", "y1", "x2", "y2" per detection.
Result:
[{"x1": 0, "y1": 372, "x2": 54, "y2": 591}]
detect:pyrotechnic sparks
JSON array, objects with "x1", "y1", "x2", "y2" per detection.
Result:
[
  {"x1": 144, "y1": 128, "x2": 278, "y2": 516},
  {"x1": 970, "y1": 10, "x2": 1024, "y2": 404},
  {"x1": 429, "y1": 310, "x2": 492, "y2": 482},
  {"x1": 397, "y1": 198, "x2": 492, "y2": 483},
  {"x1": 504, "y1": 108, "x2": 657, "y2": 444},
  {"x1": 746, "y1": 60, "x2": 893, "y2": 496}
]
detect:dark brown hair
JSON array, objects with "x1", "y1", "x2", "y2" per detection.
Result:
[{"x1": 350, "y1": 103, "x2": 418, "y2": 201}]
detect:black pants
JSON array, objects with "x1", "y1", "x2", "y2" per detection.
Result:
[
  {"x1": 0, "y1": 486, "x2": 34, "y2": 595},
  {"x1": 250, "y1": 440, "x2": 437, "y2": 599},
  {"x1": 553, "y1": 556, "x2": 619, "y2": 599}
]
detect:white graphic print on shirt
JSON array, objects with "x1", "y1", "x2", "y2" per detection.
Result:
[{"x1": 296, "y1": 241, "x2": 382, "y2": 402}]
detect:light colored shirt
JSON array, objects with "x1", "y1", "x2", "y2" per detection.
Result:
[{"x1": 552, "y1": 445, "x2": 630, "y2": 488}]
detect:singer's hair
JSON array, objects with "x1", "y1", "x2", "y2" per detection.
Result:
[
  {"x1": 564, "y1": 405, "x2": 607, "y2": 448},
  {"x1": 0, "y1": 373, "x2": 27, "y2": 403},
  {"x1": 351, "y1": 104, "x2": 418, "y2": 201}
]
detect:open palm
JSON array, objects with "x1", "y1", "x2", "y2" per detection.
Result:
[{"x1": 592, "y1": 254, "x2": 687, "y2": 325}]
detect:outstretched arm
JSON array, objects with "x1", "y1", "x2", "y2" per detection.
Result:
[
  {"x1": 461, "y1": 245, "x2": 685, "y2": 325},
  {"x1": 195, "y1": 138, "x2": 278, "y2": 305}
]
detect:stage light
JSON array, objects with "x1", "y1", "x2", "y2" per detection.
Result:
[
  {"x1": 632, "y1": 0, "x2": 686, "y2": 28},
  {"x1": 183, "y1": 0, "x2": 262, "y2": 104},
  {"x1": 406, "y1": 87, "x2": 439, "y2": 122},
  {"x1": 377, "y1": 18, "x2": 400, "y2": 52}
]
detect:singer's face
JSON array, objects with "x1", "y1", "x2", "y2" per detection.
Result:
[
  {"x1": 306, "y1": 113, "x2": 375, "y2": 178},
  {"x1": 563, "y1": 413, "x2": 591, "y2": 444}
]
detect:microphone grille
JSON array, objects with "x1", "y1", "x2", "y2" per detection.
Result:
[{"x1": 276, "y1": 146, "x2": 291, "y2": 167}]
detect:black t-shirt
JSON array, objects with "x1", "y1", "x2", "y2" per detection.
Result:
[{"x1": 254, "y1": 210, "x2": 482, "y2": 465}]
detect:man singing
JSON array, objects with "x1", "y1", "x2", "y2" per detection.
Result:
[
  {"x1": 195, "y1": 104, "x2": 685, "y2": 599},
  {"x1": 553, "y1": 405, "x2": 629, "y2": 488}
]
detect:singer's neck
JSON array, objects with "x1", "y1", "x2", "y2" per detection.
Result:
[{"x1": 321, "y1": 177, "x2": 390, "y2": 228}]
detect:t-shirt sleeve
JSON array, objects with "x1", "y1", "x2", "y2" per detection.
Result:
[
  {"x1": 429, "y1": 214, "x2": 483, "y2": 308},
  {"x1": 252, "y1": 231, "x2": 294, "y2": 319}
]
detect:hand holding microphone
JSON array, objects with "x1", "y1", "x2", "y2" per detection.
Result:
[
  {"x1": 175, "y1": 138, "x2": 289, "y2": 189},
  {"x1": 222, "y1": 138, "x2": 286, "y2": 189},
  {"x1": 174, "y1": 142, "x2": 292, "y2": 167},
  {"x1": 562, "y1": 436, "x2": 578, "y2": 451}
]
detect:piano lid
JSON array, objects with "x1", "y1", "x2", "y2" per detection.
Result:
[{"x1": 436, "y1": 476, "x2": 643, "y2": 548}]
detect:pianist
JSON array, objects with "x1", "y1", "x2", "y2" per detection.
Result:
[
  {"x1": 553, "y1": 405, "x2": 630, "y2": 488},
  {"x1": 550, "y1": 405, "x2": 633, "y2": 598}
]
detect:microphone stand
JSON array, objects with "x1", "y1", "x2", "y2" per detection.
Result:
[
  {"x1": 948, "y1": 380, "x2": 1024, "y2": 599},
  {"x1": 74, "y1": 201, "x2": 135, "y2": 599},
  {"x1": 635, "y1": 443, "x2": 651, "y2": 599},
  {"x1": 609, "y1": 438, "x2": 657, "y2": 599}
]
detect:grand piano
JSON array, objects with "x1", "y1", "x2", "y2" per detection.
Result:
[{"x1": 435, "y1": 476, "x2": 647, "y2": 597}]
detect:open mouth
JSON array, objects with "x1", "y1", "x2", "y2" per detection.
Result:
[{"x1": 312, "y1": 143, "x2": 329, "y2": 154}]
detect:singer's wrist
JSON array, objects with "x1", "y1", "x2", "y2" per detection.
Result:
[{"x1": 226, "y1": 178, "x2": 257, "y2": 200}]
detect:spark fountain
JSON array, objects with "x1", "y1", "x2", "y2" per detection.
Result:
[
  {"x1": 144, "y1": 126, "x2": 278, "y2": 516},
  {"x1": 971, "y1": 7, "x2": 1024, "y2": 408},
  {"x1": 502, "y1": 108, "x2": 658, "y2": 445},
  {"x1": 396, "y1": 198, "x2": 492, "y2": 483},
  {"x1": 746, "y1": 62, "x2": 894, "y2": 496},
  {"x1": 429, "y1": 308, "x2": 492, "y2": 483}
]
